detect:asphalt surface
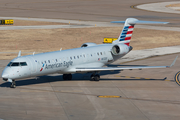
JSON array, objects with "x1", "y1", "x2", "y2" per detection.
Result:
[
  {"x1": 0, "y1": 53, "x2": 180, "y2": 120},
  {"x1": 137, "y1": 1, "x2": 180, "y2": 14},
  {"x1": 0, "y1": 0, "x2": 180, "y2": 27}
]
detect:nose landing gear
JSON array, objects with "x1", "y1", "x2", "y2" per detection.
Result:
[
  {"x1": 3, "y1": 78, "x2": 16, "y2": 88},
  {"x1": 10, "y1": 80, "x2": 16, "y2": 88}
]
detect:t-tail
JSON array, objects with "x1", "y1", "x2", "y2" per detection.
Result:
[{"x1": 111, "y1": 18, "x2": 169, "y2": 45}]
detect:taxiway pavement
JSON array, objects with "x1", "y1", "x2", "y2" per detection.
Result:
[
  {"x1": 137, "y1": 1, "x2": 180, "y2": 14},
  {"x1": 0, "y1": 53, "x2": 180, "y2": 120}
]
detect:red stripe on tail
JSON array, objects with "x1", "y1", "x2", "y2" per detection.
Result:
[
  {"x1": 124, "y1": 43, "x2": 130, "y2": 46},
  {"x1": 128, "y1": 26, "x2": 134, "y2": 29},
  {"x1": 125, "y1": 37, "x2": 131, "y2": 40},
  {"x1": 126, "y1": 31, "x2": 133, "y2": 34}
]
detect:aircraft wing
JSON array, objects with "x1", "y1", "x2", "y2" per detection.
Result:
[{"x1": 76, "y1": 56, "x2": 178, "y2": 73}]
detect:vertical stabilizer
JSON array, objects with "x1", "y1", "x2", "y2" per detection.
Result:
[
  {"x1": 111, "y1": 18, "x2": 168, "y2": 45},
  {"x1": 112, "y1": 18, "x2": 138, "y2": 46}
]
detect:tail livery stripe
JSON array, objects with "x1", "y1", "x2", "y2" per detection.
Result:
[
  {"x1": 125, "y1": 43, "x2": 129, "y2": 46},
  {"x1": 112, "y1": 18, "x2": 168, "y2": 45},
  {"x1": 128, "y1": 26, "x2": 134, "y2": 29},
  {"x1": 119, "y1": 25, "x2": 134, "y2": 42},
  {"x1": 126, "y1": 31, "x2": 133, "y2": 34}
]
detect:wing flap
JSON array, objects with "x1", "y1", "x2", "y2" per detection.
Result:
[
  {"x1": 76, "y1": 56, "x2": 178, "y2": 72},
  {"x1": 76, "y1": 66, "x2": 168, "y2": 72}
]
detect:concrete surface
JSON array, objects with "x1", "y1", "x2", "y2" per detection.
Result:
[
  {"x1": 1, "y1": 0, "x2": 180, "y2": 27},
  {"x1": 137, "y1": 1, "x2": 180, "y2": 14},
  {"x1": 0, "y1": 53, "x2": 180, "y2": 120},
  {"x1": 119, "y1": 45, "x2": 180, "y2": 63},
  {"x1": 1, "y1": 17, "x2": 180, "y2": 32}
]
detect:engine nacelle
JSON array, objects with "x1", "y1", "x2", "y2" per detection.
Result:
[
  {"x1": 81, "y1": 43, "x2": 97, "y2": 48},
  {"x1": 111, "y1": 44, "x2": 132, "y2": 55}
]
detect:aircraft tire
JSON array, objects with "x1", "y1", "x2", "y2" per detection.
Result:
[
  {"x1": 67, "y1": 74, "x2": 72, "y2": 80},
  {"x1": 10, "y1": 82, "x2": 16, "y2": 88},
  {"x1": 90, "y1": 74, "x2": 95, "y2": 81},
  {"x1": 63, "y1": 74, "x2": 67, "y2": 80},
  {"x1": 63, "y1": 74, "x2": 72, "y2": 80},
  {"x1": 90, "y1": 74, "x2": 100, "y2": 81},
  {"x1": 94, "y1": 74, "x2": 100, "y2": 81}
]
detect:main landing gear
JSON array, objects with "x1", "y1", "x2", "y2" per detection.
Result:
[
  {"x1": 62, "y1": 73, "x2": 100, "y2": 81},
  {"x1": 63, "y1": 74, "x2": 72, "y2": 80},
  {"x1": 90, "y1": 74, "x2": 100, "y2": 81},
  {"x1": 10, "y1": 80, "x2": 16, "y2": 88}
]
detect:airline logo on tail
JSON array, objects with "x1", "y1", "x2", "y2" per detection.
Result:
[
  {"x1": 111, "y1": 18, "x2": 168, "y2": 45},
  {"x1": 120, "y1": 25, "x2": 134, "y2": 46}
]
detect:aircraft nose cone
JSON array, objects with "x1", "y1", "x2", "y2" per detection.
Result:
[{"x1": 1, "y1": 72, "x2": 9, "y2": 79}]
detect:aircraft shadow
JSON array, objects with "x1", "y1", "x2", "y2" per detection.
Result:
[{"x1": 0, "y1": 70, "x2": 167, "y2": 87}]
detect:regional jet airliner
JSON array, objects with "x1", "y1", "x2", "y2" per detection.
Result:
[{"x1": 1, "y1": 18, "x2": 177, "y2": 88}]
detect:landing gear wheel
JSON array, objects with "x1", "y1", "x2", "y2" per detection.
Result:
[
  {"x1": 90, "y1": 74, "x2": 95, "y2": 81},
  {"x1": 67, "y1": 74, "x2": 72, "y2": 80},
  {"x1": 94, "y1": 74, "x2": 100, "y2": 81},
  {"x1": 10, "y1": 80, "x2": 16, "y2": 88},
  {"x1": 63, "y1": 74, "x2": 72, "y2": 80},
  {"x1": 90, "y1": 74, "x2": 100, "y2": 81}
]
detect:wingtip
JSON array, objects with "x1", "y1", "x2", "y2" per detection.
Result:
[{"x1": 170, "y1": 56, "x2": 178, "y2": 67}]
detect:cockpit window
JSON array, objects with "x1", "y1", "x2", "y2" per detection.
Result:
[
  {"x1": 7, "y1": 62, "x2": 12, "y2": 66},
  {"x1": 11, "y1": 62, "x2": 19, "y2": 66},
  {"x1": 20, "y1": 62, "x2": 27, "y2": 66},
  {"x1": 7, "y1": 62, "x2": 27, "y2": 67}
]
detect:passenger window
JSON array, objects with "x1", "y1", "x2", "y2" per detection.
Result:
[
  {"x1": 48, "y1": 60, "x2": 50, "y2": 63},
  {"x1": 100, "y1": 52, "x2": 102, "y2": 55},
  {"x1": 20, "y1": 62, "x2": 27, "y2": 66},
  {"x1": 74, "y1": 56, "x2": 76, "y2": 59},
  {"x1": 77, "y1": 56, "x2": 79, "y2": 59},
  {"x1": 56, "y1": 59, "x2": 58, "y2": 62},
  {"x1": 11, "y1": 62, "x2": 19, "y2": 66},
  {"x1": 44, "y1": 61, "x2": 46, "y2": 64},
  {"x1": 97, "y1": 53, "x2": 99, "y2": 55},
  {"x1": 80, "y1": 55, "x2": 82, "y2": 57},
  {"x1": 91, "y1": 54, "x2": 92, "y2": 57},
  {"x1": 70, "y1": 57, "x2": 72, "y2": 60}
]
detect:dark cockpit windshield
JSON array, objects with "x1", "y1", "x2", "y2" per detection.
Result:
[{"x1": 7, "y1": 62, "x2": 27, "y2": 67}]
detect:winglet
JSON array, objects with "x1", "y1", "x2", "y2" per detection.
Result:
[
  {"x1": 18, "y1": 51, "x2": 21, "y2": 57},
  {"x1": 167, "y1": 56, "x2": 178, "y2": 68}
]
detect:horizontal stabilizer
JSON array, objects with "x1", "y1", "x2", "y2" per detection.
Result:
[
  {"x1": 111, "y1": 18, "x2": 169, "y2": 44},
  {"x1": 111, "y1": 20, "x2": 169, "y2": 24}
]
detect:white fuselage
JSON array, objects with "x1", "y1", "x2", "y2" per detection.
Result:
[{"x1": 1, "y1": 43, "x2": 130, "y2": 80}]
